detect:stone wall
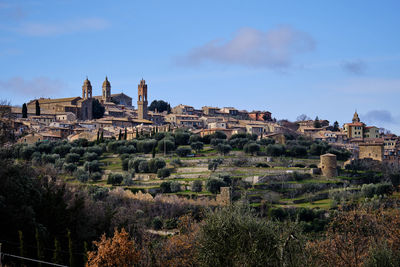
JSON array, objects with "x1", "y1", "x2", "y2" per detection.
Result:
[{"x1": 359, "y1": 143, "x2": 384, "y2": 162}]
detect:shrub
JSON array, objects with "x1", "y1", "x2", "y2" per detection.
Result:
[
  {"x1": 52, "y1": 144, "x2": 71, "y2": 157},
  {"x1": 206, "y1": 178, "x2": 226, "y2": 194},
  {"x1": 266, "y1": 144, "x2": 286, "y2": 157},
  {"x1": 70, "y1": 147, "x2": 85, "y2": 156},
  {"x1": 191, "y1": 180, "x2": 203, "y2": 192},
  {"x1": 189, "y1": 134, "x2": 202, "y2": 144},
  {"x1": 244, "y1": 142, "x2": 261, "y2": 155},
  {"x1": 255, "y1": 163, "x2": 270, "y2": 168},
  {"x1": 90, "y1": 172, "x2": 102, "y2": 182},
  {"x1": 107, "y1": 173, "x2": 123, "y2": 185},
  {"x1": 63, "y1": 163, "x2": 77, "y2": 173},
  {"x1": 157, "y1": 168, "x2": 171, "y2": 179},
  {"x1": 84, "y1": 152, "x2": 98, "y2": 161},
  {"x1": 176, "y1": 147, "x2": 192, "y2": 157},
  {"x1": 210, "y1": 138, "x2": 225, "y2": 147},
  {"x1": 191, "y1": 141, "x2": 204, "y2": 152},
  {"x1": 157, "y1": 139, "x2": 175, "y2": 154},
  {"x1": 361, "y1": 183, "x2": 393, "y2": 198},
  {"x1": 148, "y1": 158, "x2": 166, "y2": 173},
  {"x1": 216, "y1": 144, "x2": 232, "y2": 155},
  {"x1": 117, "y1": 145, "x2": 136, "y2": 154},
  {"x1": 65, "y1": 153, "x2": 80, "y2": 163},
  {"x1": 152, "y1": 217, "x2": 163, "y2": 230},
  {"x1": 309, "y1": 164, "x2": 318, "y2": 168},
  {"x1": 75, "y1": 168, "x2": 89, "y2": 183},
  {"x1": 171, "y1": 158, "x2": 183, "y2": 167},
  {"x1": 174, "y1": 132, "x2": 190, "y2": 146},
  {"x1": 294, "y1": 163, "x2": 305, "y2": 168},
  {"x1": 208, "y1": 158, "x2": 223, "y2": 172},
  {"x1": 41, "y1": 153, "x2": 59, "y2": 164},
  {"x1": 170, "y1": 181, "x2": 181, "y2": 193},
  {"x1": 137, "y1": 139, "x2": 157, "y2": 154},
  {"x1": 122, "y1": 158, "x2": 129, "y2": 171},
  {"x1": 211, "y1": 131, "x2": 227, "y2": 140},
  {"x1": 87, "y1": 145, "x2": 103, "y2": 156},
  {"x1": 84, "y1": 160, "x2": 101, "y2": 173},
  {"x1": 138, "y1": 161, "x2": 149, "y2": 173},
  {"x1": 160, "y1": 181, "x2": 171, "y2": 193}
]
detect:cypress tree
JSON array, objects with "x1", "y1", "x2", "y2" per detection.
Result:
[
  {"x1": 96, "y1": 131, "x2": 100, "y2": 143},
  {"x1": 83, "y1": 241, "x2": 88, "y2": 264},
  {"x1": 118, "y1": 129, "x2": 122, "y2": 140},
  {"x1": 53, "y1": 238, "x2": 62, "y2": 264},
  {"x1": 22, "y1": 103, "x2": 28, "y2": 118},
  {"x1": 136, "y1": 128, "x2": 139, "y2": 139},
  {"x1": 124, "y1": 128, "x2": 127, "y2": 140},
  {"x1": 18, "y1": 230, "x2": 25, "y2": 266},
  {"x1": 100, "y1": 131, "x2": 104, "y2": 142},
  {"x1": 68, "y1": 230, "x2": 73, "y2": 267},
  {"x1": 35, "y1": 228, "x2": 43, "y2": 267},
  {"x1": 35, "y1": 100, "x2": 40, "y2": 116}
]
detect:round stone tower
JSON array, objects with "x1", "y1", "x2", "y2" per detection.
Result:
[{"x1": 320, "y1": 153, "x2": 337, "y2": 178}]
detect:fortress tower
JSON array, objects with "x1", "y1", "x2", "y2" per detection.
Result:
[
  {"x1": 102, "y1": 76, "x2": 111, "y2": 102},
  {"x1": 137, "y1": 79, "x2": 148, "y2": 120},
  {"x1": 82, "y1": 77, "x2": 92, "y2": 99}
]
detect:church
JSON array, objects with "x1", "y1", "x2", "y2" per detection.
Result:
[{"x1": 27, "y1": 77, "x2": 133, "y2": 120}]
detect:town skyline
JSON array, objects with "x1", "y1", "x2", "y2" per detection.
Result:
[{"x1": 1, "y1": 0, "x2": 399, "y2": 133}]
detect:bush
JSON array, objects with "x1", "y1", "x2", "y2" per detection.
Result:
[
  {"x1": 266, "y1": 144, "x2": 286, "y2": 157},
  {"x1": 174, "y1": 132, "x2": 190, "y2": 146},
  {"x1": 75, "y1": 168, "x2": 89, "y2": 183},
  {"x1": 83, "y1": 152, "x2": 98, "y2": 161},
  {"x1": 157, "y1": 168, "x2": 171, "y2": 179},
  {"x1": 288, "y1": 145, "x2": 308, "y2": 158},
  {"x1": 63, "y1": 163, "x2": 77, "y2": 173},
  {"x1": 206, "y1": 178, "x2": 226, "y2": 194},
  {"x1": 157, "y1": 139, "x2": 175, "y2": 154},
  {"x1": 41, "y1": 153, "x2": 59, "y2": 164},
  {"x1": 117, "y1": 145, "x2": 136, "y2": 154},
  {"x1": 211, "y1": 131, "x2": 227, "y2": 140},
  {"x1": 137, "y1": 139, "x2": 157, "y2": 154},
  {"x1": 309, "y1": 164, "x2": 318, "y2": 168},
  {"x1": 171, "y1": 158, "x2": 183, "y2": 167},
  {"x1": 255, "y1": 163, "x2": 270, "y2": 168},
  {"x1": 216, "y1": 144, "x2": 232, "y2": 155},
  {"x1": 233, "y1": 157, "x2": 249, "y2": 167},
  {"x1": 148, "y1": 158, "x2": 166, "y2": 173},
  {"x1": 189, "y1": 134, "x2": 202, "y2": 144},
  {"x1": 191, "y1": 141, "x2": 204, "y2": 152},
  {"x1": 170, "y1": 181, "x2": 181, "y2": 193},
  {"x1": 244, "y1": 142, "x2": 261, "y2": 155},
  {"x1": 294, "y1": 163, "x2": 305, "y2": 168},
  {"x1": 87, "y1": 145, "x2": 103, "y2": 156},
  {"x1": 90, "y1": 172, "x2": 102, "y2": 182},
  {"x1": 122, "y1": 158, "x2": 129, "y2": 171},
  {"x1": 52, "y1": 144, "x2": 71, "y2": 157},
  {"x1": 361, "y1": 183, "x2": 393, "y2": 198},
  {"x1": 65, "y1": 153, "x2": 81, "y2": 163},
  {"x1": 138, "y1": 161, "x2": 149, "y2": 173},
  {"x1": 70, "y1": 147, "x2": 85, "y2": 156},
  {"x1": 107, "y1": 173, "x2": 123, "y2": 185},
  {"x1": 176, "y1": 147, "x2": 192, "y2": 157},
  {"x1": 160, "y1": 181, "x2": 171, "y2": 193},
  {"x1": 208, "y1": 158, "x2": 223, "y2": 172},
  {"x1": 191, "y1": 180, "x2": 203, "y2": 192},
  {"x1": 152, "y1": 216, "x2": 163, "y2": 230},
  {"x1": 84, "y1": 160, "x2": 101, "y2": 173},
  {"x1": 210, "y1": 138, "x2": 225, "y2": 147}
]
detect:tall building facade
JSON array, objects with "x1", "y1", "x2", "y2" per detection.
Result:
[
  {"x1": 137, "y1": 79, "x2": 148, "y2": 120},
  {"x1": 102, "y1": 76, "x2": 111, "y2": 102}
]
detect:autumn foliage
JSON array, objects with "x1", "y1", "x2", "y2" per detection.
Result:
[{"x1": 86, "y1": 228, "x2": 141, "y2": 267}]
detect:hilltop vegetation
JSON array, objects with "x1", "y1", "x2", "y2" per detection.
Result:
[{"x1": 1, "y1": 130, "x2": 400, "y2": 266}]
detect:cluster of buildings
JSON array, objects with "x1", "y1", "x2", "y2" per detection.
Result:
[{"x1": 2, "y1": 76, "x2": 399, "y2": 163}]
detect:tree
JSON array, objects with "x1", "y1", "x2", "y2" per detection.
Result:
[
  {"x1": 191, "y1": 141, "x2": 204, "y2": 153},
  {"x1": 148, "y1": 100, "x2": 171, "y2": 113},
  {"x1": 35, "y1": 100, "x2": 40, "y2": 116},
  {"x1": 157, "y1": 167, "x2": 171, "y2": 179},
  {"x1": 313, "y1": 116, "x2": 321, "y2": 128},
  {"x1": 191, "y1": 180, "x2": 203, "y2": 192},
  {"x1": 107, "y1": 173, "x2": 123, "y2": 185},
  {"x1": 22, "y1": 103, "x2": 28, "y2": 118},
  {"x1": 244, "y1": 143, "x2": 261, "y2": 155},
  {"x1": 124, "y1": 128, "x2": 127, "y2": 140},
  {"x1": 296, "y1": 114, "x2": 311, "y2": 121},
  {"x1": 176, "y1": 147, "x2": 192, "y2": 157},
  {"x1": 118, "y1": 129, "x2": 122, "y2": 140},
  {"x1": 92, "y1": 99, "x2": 105, "y2": 119},
  {"x1": 208, "y1": 158, "x2": 223, "y2": 172},
  {"x1": 216, "y1": 144, "x2": 232, "y2": 156},
  {"x1": 333, "y1": 121, "x2": 340, "y2": 131},
  {"x1": 206, "y1": 178, "x2": 226, "y2": 194},
  {"x1": 87, "y1": 228, "x2": 141, "y2": 267}
]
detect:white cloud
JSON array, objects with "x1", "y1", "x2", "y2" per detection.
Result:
[
  {"x1": 13, "y1": 18, "x2": 110, "y2": 36},
  {"x1": 0, "y1": 76, "x2": 66, "y2": 98},
  {"x1": 177, "y1": 25, "x2": 315, "y2": 69}
]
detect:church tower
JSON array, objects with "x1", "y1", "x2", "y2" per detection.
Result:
[
  {"x1": 137, "y1": 79, "x2": 148, "y2": 120},
  {"x1": 82, "y1": 77, "x2": 92, "y2": 99},
  {"x1": 102, "y1": 76, "x2": 111, "y2": 102},
  {"x1": 352, "y1": 111, "x2": 360, "y2": 123}
]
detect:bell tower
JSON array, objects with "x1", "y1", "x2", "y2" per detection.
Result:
[
  {"x1": 137, "y1": 78, "x2": 148, "y2": 120},
  {"x1": 82, "y1": 77, "x2": 92, "y2": 99},
  {"x1": 102, "y1": 76, "x2": 111, "y2": 102}
]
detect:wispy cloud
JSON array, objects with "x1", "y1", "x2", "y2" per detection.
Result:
[
  {"x1": 0, "y1": 1, "x2": 27, "y2": 21},
  {"x1": 176, "y1": 25, "x2": 315, "y2": 69},
  {"x1": 12, "y1": 18, "x2": 110, "y2": 36},
  {"x1": 362, "y1": 110, "x2": 396, "y2": 124},
  {"x1": 341, "y1": 59, "x2": 367, "y2": 75},
  {"x1": 0, "y1": 76, "x2": 66, "y2": 98}
]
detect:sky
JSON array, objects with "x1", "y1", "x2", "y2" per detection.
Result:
[{"x1": 0, "y1": 0, "x2": 400, "y2": 133}]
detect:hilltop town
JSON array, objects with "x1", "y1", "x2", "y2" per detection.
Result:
[{"x1": 2, "y1": 77, "x2": 398, "y2": 163}]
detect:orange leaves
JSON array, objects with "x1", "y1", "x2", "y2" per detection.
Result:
[{"x1": 86, "y1": 228, "x2": 140, "y2": 267}]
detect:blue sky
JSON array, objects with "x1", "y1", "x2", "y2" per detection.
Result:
[{"x1": 1, "y1": 0, "x2": 400, "y2": 133}]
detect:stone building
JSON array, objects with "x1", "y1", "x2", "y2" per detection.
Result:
[
  {"x1": 102, "y1": 76, "x2": 111, "y2": 103},
  {"x1": 359, "y1": 142, "x2": 384, "y2": 161},
  {"x1": 216, "y1": 187, "x2": 231, "y2": 206},
  {"x1": 137, "y1": 79, "x2": 148, "y2": 120},
  {"x1": 319, "y1": 153, "x2": 337, "y2": 178},
  {"x1": 344, "y1": 111, "x2": 380, "y2": 140}
]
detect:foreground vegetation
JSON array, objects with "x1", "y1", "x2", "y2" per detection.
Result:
[{"x1": 1, "y1": 130, "x2": 400, "y2": 266}]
